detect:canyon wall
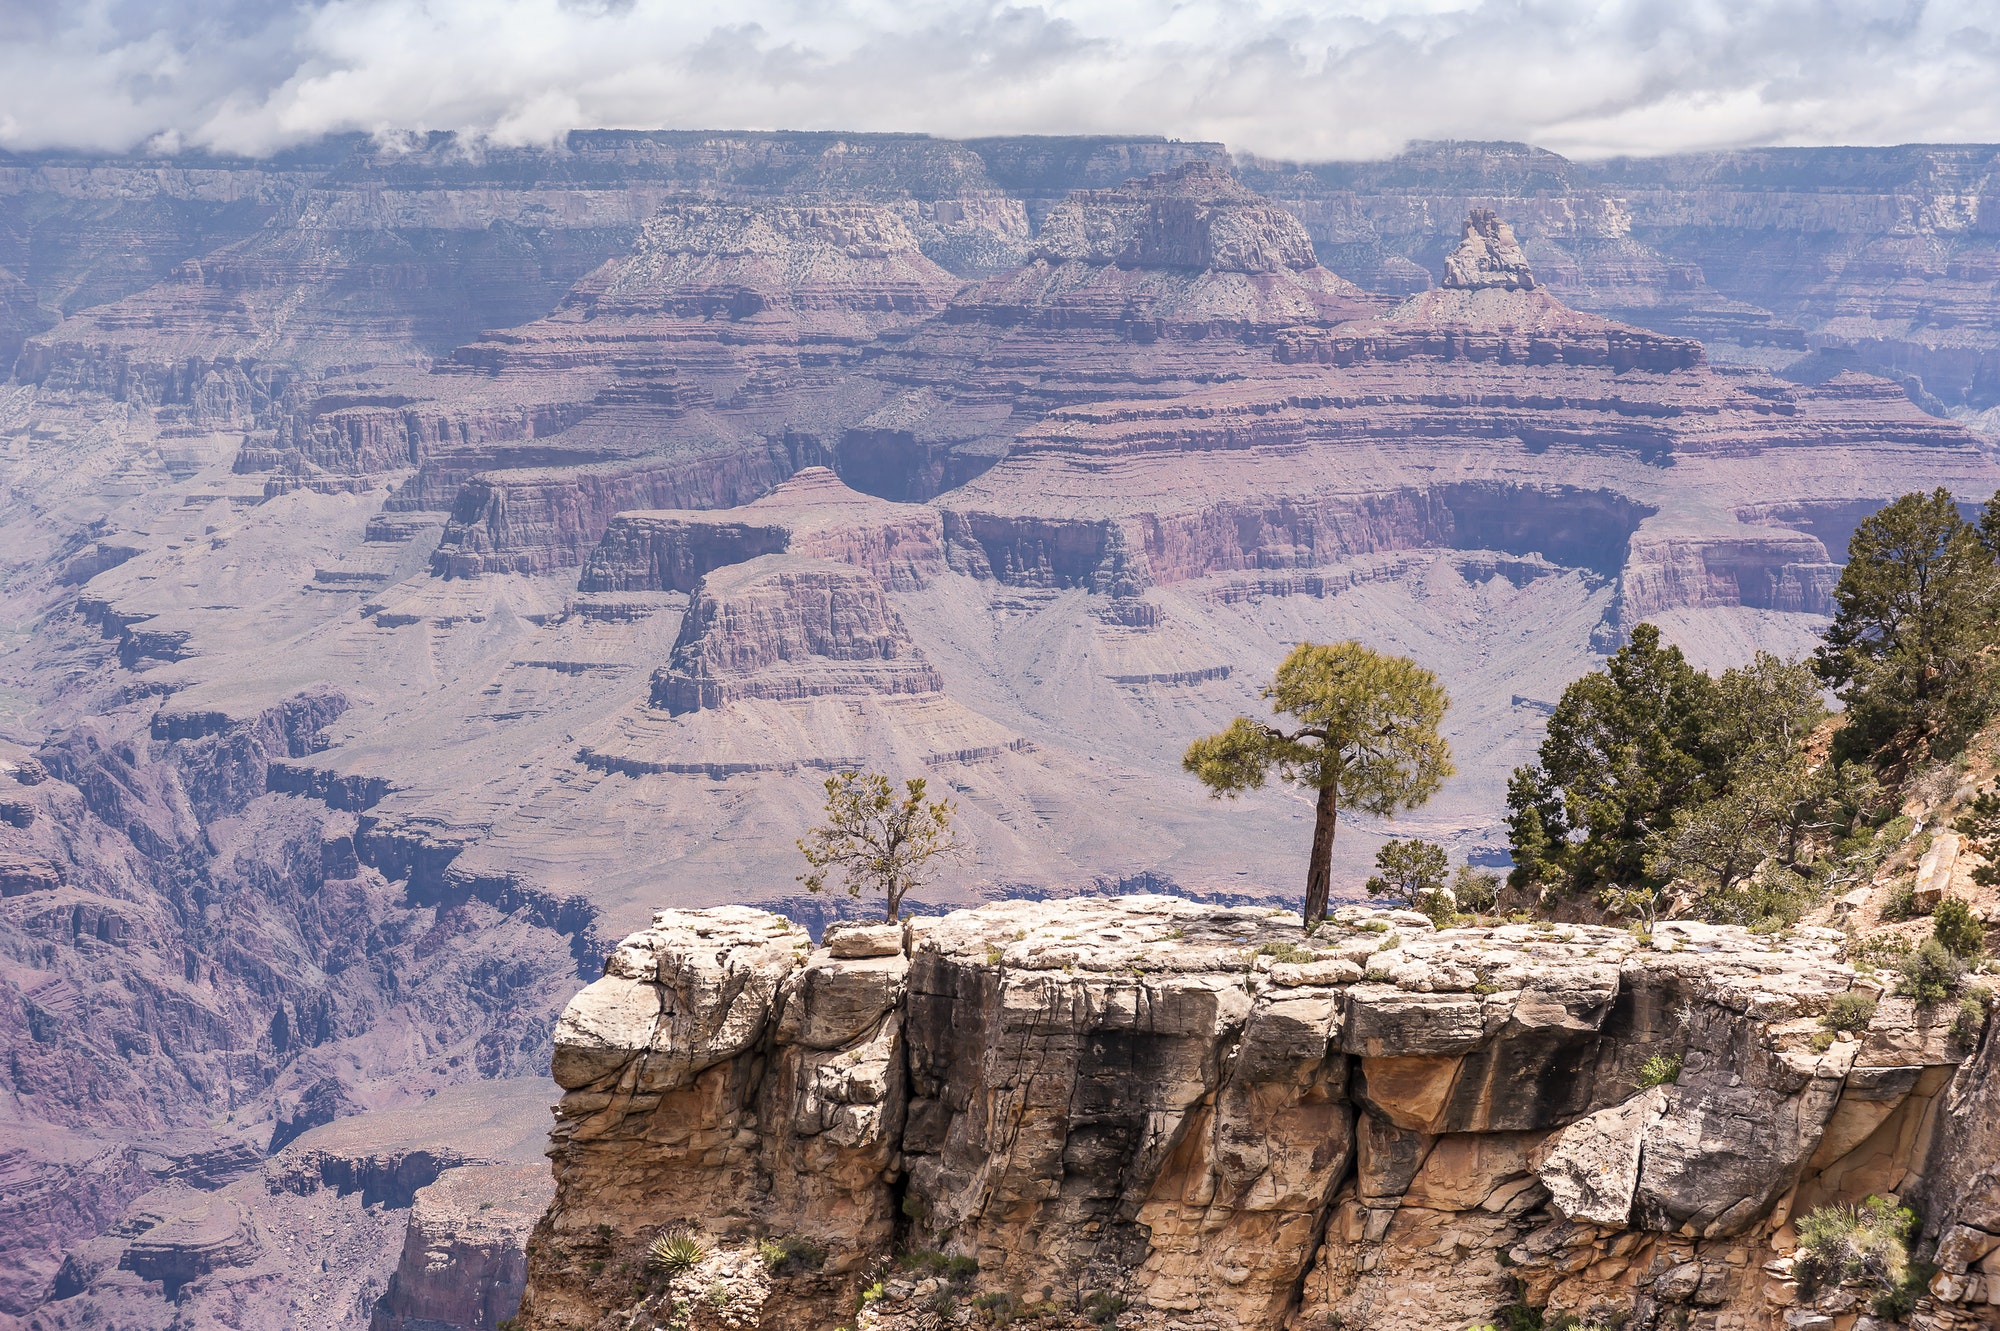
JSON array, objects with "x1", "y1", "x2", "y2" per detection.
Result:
[{"x1": 518, "y1": 898, "x2": 1994, "y2": 1331}]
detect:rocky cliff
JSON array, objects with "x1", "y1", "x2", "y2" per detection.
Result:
[{"x1": 517, "y1": 897, "x2": 1993, "y2": 1331}]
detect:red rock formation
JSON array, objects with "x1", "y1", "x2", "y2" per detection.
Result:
[
  {"x1": 651, "y1": 555, "x2": 943, "y2": 714},
  {"x1": 582, "y1": 467, "x2": 946, "y2": 593},
  {"x1": 930, "y1": 232, "x2": 1989, "y2": 631},
  {"x1": 1443, "y1": 208, "x2": 1538, "y2": 291}
]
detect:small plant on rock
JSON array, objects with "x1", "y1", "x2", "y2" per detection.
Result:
[
  {"x1": 1895, "y1": 936, "x2": 1967, "y2": 1003},
  {"x1": 1634, "y1": 1053, "x2": 1684, "y2": 1088},
  {"x1": 1453, "y1": 864, "x2": 1502, "y2": 915},
  {"x1": 758, "y1": 1235, "x2": 826, "y2": 1274},
  {"x1": 1821, "y1": 992, "x2": 1878, "y2": 1035},
  {"x1": 1879, "y1": 880, "x2": 1925, "y2": 922},
  {"x1": 972, "y1": 1292, "x2": 1017, "y2": 1327},
  {"x1": 1953, "y1": 985, "x2": 1994, "y2": 1048},
  {"x1": 1848, "y1": 934, "x2": 1913, "y2": 972},
  {"x1": 1932, "y1": 896, "x2": 1989, "y2": 960},
  {"x1": 1084, "y1": 1292, "x2": 1128, "y2": 1326},
  {"x1": 1364, "y1": 838, "x2": 1452, "y2": 921},
  {"x1": 647, "y1": 1230, "x2": 706, "y2": 1275},
  {"x1": 1792, "y1": 1195, "x2": 1917, "y2": 1303}
]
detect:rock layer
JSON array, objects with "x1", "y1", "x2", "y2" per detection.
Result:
[
  {"x1": 650, "y1": 555, "x2": 944, "y2": 714},
  {"x1": 518, "y1": 897, "x2": 1980, "y2": 1331},
  {"x1": 581, "y1": 467, "x2": 946, "y2": 594}
]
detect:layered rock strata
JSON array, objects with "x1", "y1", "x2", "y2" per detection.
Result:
[
  {"x1": 271, "y1": 199, "x2": 969, "y2": 575},
  {"x1": 648, "y1": 555, "x2": 943, "y2": 714},
  {"x1": 518, "y1": 897, "x2": 1987, "y2": 1331},
  {"x1": 580, "y1": 467, "x2": 946, "y2": 594},
  {"x1": 1443, "y1": 209, "x2": 1538, "y2": 291}
]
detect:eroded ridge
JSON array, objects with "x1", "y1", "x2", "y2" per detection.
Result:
[{"x1": 519, "y1": 897, "x2": 1990, "y2": 1331}]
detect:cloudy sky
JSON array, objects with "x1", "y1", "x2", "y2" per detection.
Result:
[{"x1": 1, "y1": 0, "x2": 1997, "y2": 162}]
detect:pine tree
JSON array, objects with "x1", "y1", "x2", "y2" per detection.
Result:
[
  {"x1": 1185, "y1": 641, "x2": 1453, "y2": 927},
  {"x1": 1814, "y1": 488, "x2": 1997, "y2": 765}
]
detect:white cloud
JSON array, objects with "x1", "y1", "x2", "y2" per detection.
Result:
[{"x1": 1, "y1": 0, "x2": 1997, "y2": 160}]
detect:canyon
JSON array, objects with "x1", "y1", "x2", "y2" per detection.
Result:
[{"x1": 1, "y1": 131, "x2": 1999, "y2": 1330}]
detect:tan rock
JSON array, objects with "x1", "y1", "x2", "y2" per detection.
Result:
[
  {"x1": 825, "y1": 921, "x2": 905, "y2": 959},
  {"x1": 1916, "y1": 832, "x2": 1960, "y2": 909},
  {"x1": 522, "y1": 895, "x2": 1985, "y2": 1331}
]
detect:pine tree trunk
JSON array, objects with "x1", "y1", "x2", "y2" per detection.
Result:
[{"x1": 1303, "y1": 783, "x2": 1339, "y2": 926}]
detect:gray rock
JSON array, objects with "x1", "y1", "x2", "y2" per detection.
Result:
[{"x1": 1536, "y1": 1085, "x2": 1669, "y2": 1227}]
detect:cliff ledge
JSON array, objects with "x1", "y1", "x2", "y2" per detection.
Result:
[{"x1": 517, "y1": 896, "x2": 1996, "y2": 1331}]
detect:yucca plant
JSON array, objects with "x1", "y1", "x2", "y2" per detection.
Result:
[{"x1": 647, "y1": 1230, "x2": 707, "y2": 1275}]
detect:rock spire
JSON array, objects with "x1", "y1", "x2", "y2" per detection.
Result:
[{"x1": 1442, "y1": 208, "x2": 1537, "y2": 291}]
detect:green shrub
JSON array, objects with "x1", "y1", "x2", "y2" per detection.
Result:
[
  {"x1": 1848, "y1": 934, "x2": 1913, "y2": 972},
  {"x1": 1792, "y1": 1196, "x2": 1917, "y2": 1301},
  {"x1": 1255, "y1": 940, "x2": 1322, "y2": 965},
  {"x1": 1895, "y1": 937, "x2": 1967, "y2": 1003},
  {"x1": 972, "y1": 1292, "x2": 1017, "y2": 1327},
  {"x1": 758, "y1": 1235, "x2": 826, "y2": 1273},
  {"x1": 1084, "y1": 1292, "x2": 1128, "y2": 1326},
  {"x1": 706, "y1": 1279, "x2": 732, "y2": 1308},
  {"x1": 1933, "y1": 897, "x2": 1989, "y2": 959},
  {"x1": 1952, "y1": 987, "x2": 1993, "y2": 1047},
  {"x1": 1453, "y1": 865, "x2": 1502, "y2": 915},
  {"x1": 898, "y1": 1249, "x2": 977, "y2": 1283},
  {"x1": 1879, "y1": 880, "x2": 1925, "y2": 922},
  {"x1": 1634, "y1": 1053, "x2": 1684, "y2": 1088},
  {"x1": 1821, "y1": 992, "x2": 1879, "y2": 1034},
  {"x1": 647, "y1": 1230, "x2": 706, "y2": 1275}
]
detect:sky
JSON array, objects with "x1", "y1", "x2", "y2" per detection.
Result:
[{"x1": 1, "y1": 0, "x2": 1998, "y2": 162}]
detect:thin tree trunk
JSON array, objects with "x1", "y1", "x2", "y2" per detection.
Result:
[{"x1": 1303, "y1": 783, "x2": 1339, "y2": 927}]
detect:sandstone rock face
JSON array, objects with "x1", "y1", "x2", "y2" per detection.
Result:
[
  {"x1": 369, "y1": 1161, "x2": 552, "y2": 1331},
  {"x1": 1240, "y1": 141, "x2": 2000, "y2": 423},
  {"x1": 581, "y1": 467, "x2": 946, "y2": 593},
  {"x1": 1444, "y1": 209, "x2": 1539, "y2": 291},
  {"x1": 649, "y1": 555, "x2": 944, "y2": 714},
  {"x1": 1035, "y1": 162, "x2": 1321, "y2": 273},
  {"x1": 573, "y1": 202, "x2": 965, "y2": 331},
  {"x1": 518, "y1": 900, "x2": 1975, "y2": 1331}
]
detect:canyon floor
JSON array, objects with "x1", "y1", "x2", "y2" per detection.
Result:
[{"x1": 1, "y1": 133, "x2": 1999, "y2": 1330}]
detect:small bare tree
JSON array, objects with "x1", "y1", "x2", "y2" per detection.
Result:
[{"x1": 797, "y1": 771, "x2": 962, "y2": 921}]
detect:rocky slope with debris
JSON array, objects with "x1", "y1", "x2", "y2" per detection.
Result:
[{"x1": 517, "y1": 896, "x2": 1995, "y2": 1331}]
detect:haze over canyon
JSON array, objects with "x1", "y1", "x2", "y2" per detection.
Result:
[{"x1": 2, "y1": 129, "x2": 1999, "y2": 1330}]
